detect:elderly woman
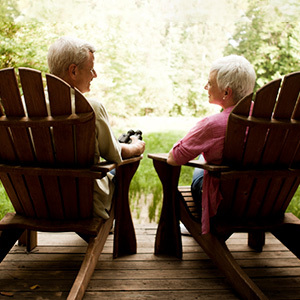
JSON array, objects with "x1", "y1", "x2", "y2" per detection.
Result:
[{"x1": 167, "y1": 55, "x2": 256, "y2": 233}]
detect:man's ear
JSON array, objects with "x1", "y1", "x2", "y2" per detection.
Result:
[{"x1": 68, "y1": 64, "x2": 77, "y2": 80}]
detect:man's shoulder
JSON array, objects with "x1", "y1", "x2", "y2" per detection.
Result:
[
  {"x1": 87, "y1": 98, "x2": 104, "y2": 108},
  {"x1": 86, "y1": 99, "x2": 107, "y2": 115}
]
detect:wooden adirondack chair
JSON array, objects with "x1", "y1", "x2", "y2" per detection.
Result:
[
  {"x1": 148, "y1": 71, "x2": 300, "y2": 300},
  {"x1": 0, "y1": 67, "x2": 141, "y2": 300}
]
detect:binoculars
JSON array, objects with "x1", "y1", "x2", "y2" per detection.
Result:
[{"x1": 118, "y1": 129, "x2": 143, "y2": 144}]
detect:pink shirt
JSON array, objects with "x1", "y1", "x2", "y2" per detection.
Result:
[{"x1": 172, "y1": 106, "x2": 234, "y2": 234}]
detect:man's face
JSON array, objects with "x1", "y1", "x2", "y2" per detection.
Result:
[{"x1": 74, "y1": 51, "x2": 97, "y2": 93}]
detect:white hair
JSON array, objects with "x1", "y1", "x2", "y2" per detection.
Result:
[
  {"x1": 210, "y1": 55, "x2": 256, "y2": 103},
  {"x1": 47, "y1": 36, "x2": 96, "y2": 77}
]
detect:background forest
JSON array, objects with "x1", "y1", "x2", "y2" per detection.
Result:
[{"x1": 1, "y1": 0, "x2": 300, "y2": 221}]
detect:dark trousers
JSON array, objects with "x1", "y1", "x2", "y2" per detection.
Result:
[{"x1": 191, "y1": 162, "x2": 204, "y2": 217}]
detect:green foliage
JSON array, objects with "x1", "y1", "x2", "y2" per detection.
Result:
[
  {"x1": 1, "y1": 0, "x2": 300, "y2": 221},
  {"x1": 0, "y1": 0, "x2": 52, "y2": 71},
  {"x1": 2, "y1": 0, "x2": 300, "y2": 116},
  {"x1": 287, "y1": 187, "x2": 300, "y2": 217},
  {"x1": 1, "y1": 0, "x2": 246, "y2": 118},
  {"x1": 0, "y1": 182, "x2": 14, "y2": 218},
  {"x1": 225, "y1": 0, "x2": 300, "y2": 88},
  {"x1": 129, "y1": 131, "x2": 193, "y2": 222}
]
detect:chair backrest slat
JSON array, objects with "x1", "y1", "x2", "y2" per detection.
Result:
[
  {"x1": 41, "y1": 175, "x2": 65, "y2": 219},
  {"x1": 46, "y1": 74, "x2": 75, "y2": 165},
  {"x1": 273, "y1": 72, "x2": 300, "y2": 119},
  {"x1": 223, "y1": 94, "x2": 252, "y2": 164},
  {"x1": 0, "y1": 68, "x2": 24, "y2": 116},
  {"x1": 19, "y1": 68, "x2": 56, "y2": 164},
  {"x1": 9, "y1": 173, "x2": 36, "y2": 217},
  {"x1": 75, "y1": 90, "x2": 95, "y2": 166},
  {"x1": 0, "y1": 68, "x2": 36, "y2": 163},
  {"x1": 219, "y1": 71, "x2": 300, "y2": 221},
  {"x1": 19, "y1": 68, "x2": 48, "y2": 117},
  {"x1": 0, "y1": 173, "x2": 25, "y2": 214},
  {"x1": 0, "y1": 68, "x2": 96, "y2": 220},
  {"x1": 252, "y1": 78, "x2": 281, "y2": 118},
  {"x1": 25, "y1": 175, "x2": 49, "y2": 219}
]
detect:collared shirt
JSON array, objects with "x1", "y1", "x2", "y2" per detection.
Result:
[
  {"x1": 87, "y1": 99, "x2": 122, "y2": 219},
  {"x1": 172, "y1": 106, "x2": 234, "y2": 234},
  {"x1": 45, "y1": 89, "x2": 122, "y2": 219}
]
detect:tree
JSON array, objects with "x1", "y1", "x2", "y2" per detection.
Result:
[
  {"x1": 225, "y1": 0, "x2": 300, "y2": 88},
  {"x1": 0, "y1": 0, "x2": 51, "y2": 71},
  {"x1": 0, "y1": 0, "x2": 20, "y2": 68}
]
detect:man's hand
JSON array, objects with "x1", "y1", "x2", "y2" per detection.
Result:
[
  {"x1": 130, "y1": 135, "x2": 145, "y2": 155},
  {"x1": 121, "y1": 135, "x2": 145, "y2": 158}
]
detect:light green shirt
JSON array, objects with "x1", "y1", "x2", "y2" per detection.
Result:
[
  {"x1": 87, "y1": 99, "x2": 122, "y2": 219},
  {"x1": 45, "y1": 89, "x2": 122, "y2": 219}
]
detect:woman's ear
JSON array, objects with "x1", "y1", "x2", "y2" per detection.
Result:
[{"x1": 224, "y1": 87, "x2": 233, "y2": 98}]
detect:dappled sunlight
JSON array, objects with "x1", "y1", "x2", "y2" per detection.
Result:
[{"x1": 1, "y1": 0, "x2": 300, "y2": 222}]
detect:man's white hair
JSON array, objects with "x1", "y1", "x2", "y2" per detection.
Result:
[
  {"x1": 47, "y1": 36, "x2": 96, "y2": 77},
  {"x1": 210, "y1": 55, "x2": 256, "y2": 103}
]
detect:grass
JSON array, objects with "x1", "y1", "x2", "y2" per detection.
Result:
[
  {"x1": 0, "y1": 181, "x2": 14, "y2": 217},
  {"x1": 287, "y1": 187, "x2": 300, "y2": 217},
  {"x1": 1, "y1": 130, "x2": 300, "y2": 223},
  {"x1": 129, "y1": 131, "x2": 193, "y2": 222}
]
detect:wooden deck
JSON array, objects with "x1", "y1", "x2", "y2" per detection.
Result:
[{"x1": 1, "y1": 222, "x2": 300, "y2": 300}]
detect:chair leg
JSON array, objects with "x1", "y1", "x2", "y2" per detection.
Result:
[
  {"x1": 179, "y1": 199, "x2": 268, "y2": 300},
  {"x1": 248, "y1": 231, "x2": 265, "y2": 252},
  {"x1": 113, "y1": 161, "x2": 139, "y2": 258},
  {"x1": 152, "y1": 160, "x2": 182, "y2": 258},
  {"x1": 67, "y1": 214, "x2": 114, "y2": 300},
  {"x1": 0, "y1": 228, "x2": 24, "y2": 262},
  {"x1": 18, "y1": 230, "x2": 37, "y2": 252},
  {"x1": 271, "y1": 213, "x2": 300, "y2": 259}
]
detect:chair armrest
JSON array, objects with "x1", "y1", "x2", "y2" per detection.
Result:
[
  {"x1": 185, "y1": 159, "x2": 231, "y2": 172},
  {"x1": 90, "y1": 161, "x2": 117, "y2": 173},
  {"x1": 147, "y1": 153, "x2": 230, "y2": 173},
  {"x1": 91, "y1": 155, "x2": 143, "y2": 173},
  {"x1": 118, "y1": 155, "x2": 143, "y2": 166}
]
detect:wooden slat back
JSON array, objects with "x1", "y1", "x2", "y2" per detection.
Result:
[
  {"x1": 219, "y1": 171, "x2": 300, "y2": 220},
  {"x1": 273, "y1": 72, "x2": 300, "y2": 119},
  {"x1": 75, "y1": 90, "x2": 95, "y2": 166},
  {"x1": 46, "y1": 74, "x2": 75, "y2": 165},
  {"x1": 19, "y1": 68, "x2": 55, "y2": 164},
  {"x1": 224, "y1": 72, "x2": 300, "y2": 168},
  {"x1": 219, "y1": 71, "x2": 300, "y2": 221},
  {"x1": 0, "y1": 68, "x2": 95, "y2": 220},
  {"x1": 0, "y1": 68, "x2": 35, "y2": 162}
]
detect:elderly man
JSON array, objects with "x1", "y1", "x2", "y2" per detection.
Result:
[{"x1": 47, "y1": 36, "x2": 145, "y2": 219}]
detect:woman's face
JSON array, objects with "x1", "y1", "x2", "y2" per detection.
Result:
[{"x1": 204, "y1": 70, "x2": 224, "y2": 106}]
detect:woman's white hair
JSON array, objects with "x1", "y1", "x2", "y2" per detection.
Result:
[
  {"x1": 210, "y1": 55, "x2": 256, "y2": 103},
  {"x1": 47, "y1": 36, "x2": 96, "y2": 78}
]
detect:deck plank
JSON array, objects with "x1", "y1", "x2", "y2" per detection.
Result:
[{"x1": 1, "y1": 223, "x2": 300, "y2": 299}]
